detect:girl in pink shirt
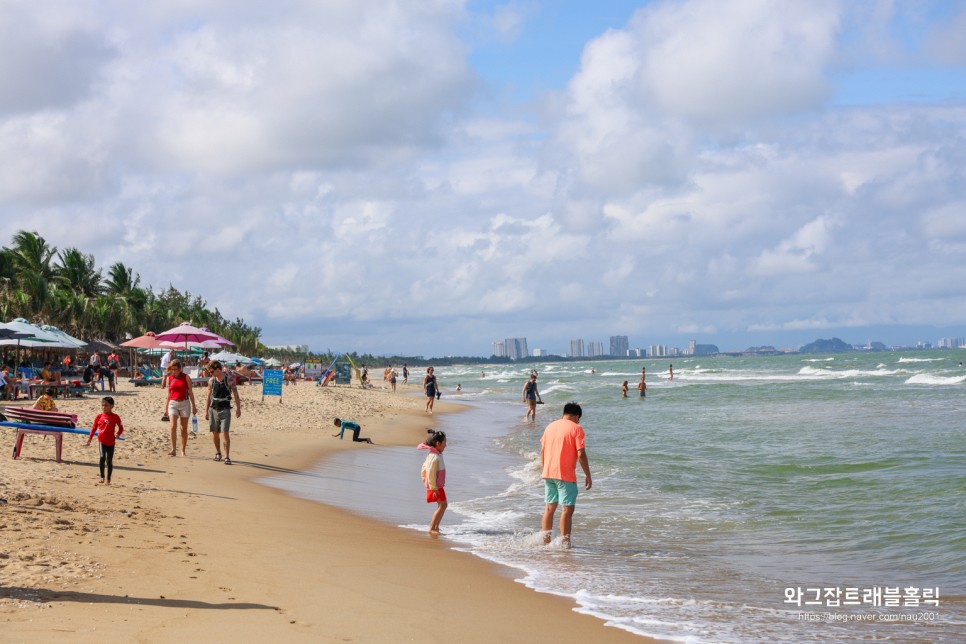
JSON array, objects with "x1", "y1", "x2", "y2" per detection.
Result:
[{"x1": 418, "y1": 431, "x2": 447, "y2": 535}]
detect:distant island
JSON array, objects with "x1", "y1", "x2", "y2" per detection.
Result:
[{"x1": 798, "y1": 337, "x2": 853, "y2": 354}]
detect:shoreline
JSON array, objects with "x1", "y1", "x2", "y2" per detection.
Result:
[{"x1": 0, "y1": 379, "x2": 660, "y2": 642}]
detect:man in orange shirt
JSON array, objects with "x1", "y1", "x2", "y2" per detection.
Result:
[{"x1": 540, "y1": 401, "x2": 592, "y2": 547}]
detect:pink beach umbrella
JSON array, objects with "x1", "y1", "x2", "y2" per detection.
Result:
[
  {"x1": 200, "y1": 327, "x2": 234, "y2": 347},
  {"x1": 155, "y1": 322, "x2": 222, "y2": 354},
  {"x1": 159, "y1": 338, "x2": 223, "y2": 350},
  {"x1": 120, "y1": 331, "x2": 165, "y2": 349}
]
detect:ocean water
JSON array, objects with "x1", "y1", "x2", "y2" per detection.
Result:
[{"x1": 264, "y1": 353, "x2": 966, "y2": 643}]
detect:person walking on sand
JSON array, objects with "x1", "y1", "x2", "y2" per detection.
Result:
[
  {"x1": 163, "y1": 360, "x2": 197, "y2": 456},
  {"x1": 160, "y1": 349, "x2": 175, "y2": 387},
  {"x1": 86, "y1": 397, "x2": 125, "y2": 485},
  {"x1": 332, "y1": 417, "x2": 373, "y2": 443},
  {"x1": 638, "y1": 367, "x2": 646, "y2": 398},
  {"x1": 419, "y1": 430, "x2": 448, "y2": 535},
  {"x1": 423, "y1": 367, "x2": 438, "y2": 414},
  {"x1": 107, "y1": 350, "x2": 120, "y2": 382},
  {"x1": 522, "y1": 373, "x2": 541, "y2": 422},
  {"x1": 389, "y1": 367, "x2": 397, "y2": 393},
  {"x1": 540, "y1": 402, "x2": 592, "y2": 547},
  {"x1": 205, "y1": 360, "x2": 241, "y2": 464}
]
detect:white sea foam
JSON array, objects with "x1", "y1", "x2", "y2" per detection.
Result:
[
  {"x1": 897, "y1": 357, "x2": 944, "y2": 363},
  {"x1": 797, "y1": 366, "x2": 904, "y2": 378},
  {"x1": 905, "y1": 373, "x2": 966, "y2": 385}
]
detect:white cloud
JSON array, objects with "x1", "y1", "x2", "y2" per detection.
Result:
[{"x1": 1, "y1": 1, "x2": 965, "y2": 355}]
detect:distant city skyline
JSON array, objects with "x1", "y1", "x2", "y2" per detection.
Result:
[{"x1": 486, "y1": 331, "x2": 965, "y2": 360}]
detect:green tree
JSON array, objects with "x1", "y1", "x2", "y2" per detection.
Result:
[{"x1": 55, "y1": 248, "x2": 103, "y2": 297}]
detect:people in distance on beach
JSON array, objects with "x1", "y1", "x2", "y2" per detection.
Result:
[
  {"x1": 419, "y1": 430, "x2": 448, "y2": 535},
  {"x1": 540, "y1": 401, "x2": 592, "y2": 548},
  {"x1": 107, "y1": 350, "x2": 120, "y2": 382},
  {"x1": 332, "y1": 417, "x2": 373, "y2": 443},
  {"x1": 423, "y1": 367, "x2": 438, "y2": 414},
  {"x1": 40, "y1": 361, "x2": 59, "y2": 383},
  {"x1": 205, "y1": 360, "x2": 241, "y2": 464},
  {"x1": 402, "y1": 363, "x2": 409, "y2": 384},
  {"x1": 163, "y1": 360, "x2": 197, "y2": 457},
  {"x1": 100, "y1": 363, "x2": 116, "y2": 392},
  {"x1": 160, "y1": 349, "x2": 175, "y2": 387},
  {"x1": 86, "y1": 396, "x2": 124, "y2": 485},
  {"x1": 668, "y1": 364, "x2": 673, "y2": 380},
  {"x1": 198, "y1": 351, "x2": 211, "y2": 377},
  {"x1": 389, "y1": 367, "x2": 397, "y2": 393},
  {"x1": 522, "y1": 373, "x2": 541, "y2": 422},
  {"x1": 591, "y1": 368, "x2": 595, "y2": 375},
  {"x1": 621, "y1": 381, "x2": 628, "y2": 398},
  {"x1": 33, "y1": 388, "x2": 58, "y2": 412},
  {"x1": 0, "y1": 367, "x2": 10, "y2": 401},
  {"x1": 456, "y1": 383, "x2": 461, "y2": 392}
]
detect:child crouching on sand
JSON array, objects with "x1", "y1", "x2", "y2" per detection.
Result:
[
  {"x1": 418, "y1": 430, "x2": 447, "y2": 535},
  {"x1": 86, "y1": 397, "x2": 125, "y2": 485}
]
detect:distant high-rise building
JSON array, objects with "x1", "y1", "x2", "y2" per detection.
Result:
[
  {"x1": 648, "y1": 344, "x2": 667, "y2": 357},
  {"x1": 587, "y1": 341, "x2": 604, "y2": 357},
  {"x1": 504, "y1": 337, "x2": 529, "y2": 360},
  {"x1": 492, "y1": 340, "x2": 506, "y2": 358},
  {"x1": 688, "y1": 339, "x2": 696, "y2": 356},
  {"x1": 629, "y1": 348, "x2": 645, "y2": 357},
  {"x1": 609, "y1": 335, "x2": 629, "y2": 357},
  {"x1": 531, "y1": 348, "x2": 546, "y2": 357},
  {"x1": 569, "y1": 339, "x2": 584, "y2": 358}
]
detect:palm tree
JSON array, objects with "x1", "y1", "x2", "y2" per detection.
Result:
[
  {"x1": 55, "y1": 248, "x2": 103, "y2": 298},
  {"x1": 10, "y1": 230, "x2": 56, "y2": 281},
  {"x1": 104, "y1": 262, "x2": 139, "y2": 295},
  {"x1": 8, "y1": 231, "x2": 56, "y2": 320}
]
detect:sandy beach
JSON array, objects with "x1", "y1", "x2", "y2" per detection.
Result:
[{"x1": 0, "y1": 377, "x2": 656, "y2": 643}]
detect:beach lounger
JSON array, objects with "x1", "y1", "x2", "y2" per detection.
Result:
[
  {"x1": 3, "y1": 406, "x2": 78, "y2": 427},
  {"x1": 1, "y1": 408, "x2": 78, "y2": 463},
  {"x1": 2, "y1": 421, "x2": 122, "y2": 463},
  {"x1": 130, "y1": 366, "x2": 163, "y2": 386}
]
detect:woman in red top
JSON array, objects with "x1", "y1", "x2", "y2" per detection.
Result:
[
  {"x1": 86, "y1": 396, "x2": 125, "y2": 485},
  {"x1": 163, "y1": 359, "x2": 196, "y2": 457}
]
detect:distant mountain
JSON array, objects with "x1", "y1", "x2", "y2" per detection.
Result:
[{"x1": 799, "y1": 337, "x2": 854, "y2": 354}]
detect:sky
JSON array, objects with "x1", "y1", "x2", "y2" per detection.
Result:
[{"x1": 1, "y1": 0, "x2": 965, "y2": 357}]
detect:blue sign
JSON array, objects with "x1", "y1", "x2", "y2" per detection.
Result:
[{"x1": 262, "y1": 369, "x2": 283, "y2": 398}]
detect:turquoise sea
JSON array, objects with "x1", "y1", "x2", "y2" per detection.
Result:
[{"x1": 265, "y1": 353, "x2": 966, "y2": 643}]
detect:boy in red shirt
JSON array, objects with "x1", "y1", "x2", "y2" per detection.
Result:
[{"x1": 86, "y1": 397, "x2": 125, "y2": 485}]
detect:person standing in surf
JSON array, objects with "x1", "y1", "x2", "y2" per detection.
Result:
[
  {"x1": 423, "y1": 367, "x2": 438, "y2": 414},
  {"x1": 638, "y1": 367, "x2": 646, "y2": 398},
  {"x1": 522, "y1": 373, "x2": 541, "y2": 422},
  {"x1": 419, "y1": 430, "x2": 448, "y2": 535},
  {"x1": 539, "y1": 402, "x2": 592, "y2": 547}
]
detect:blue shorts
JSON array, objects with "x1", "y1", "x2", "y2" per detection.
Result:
[{"x1": 544, "y1": 479, "x2": 578, "y2": 507}]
